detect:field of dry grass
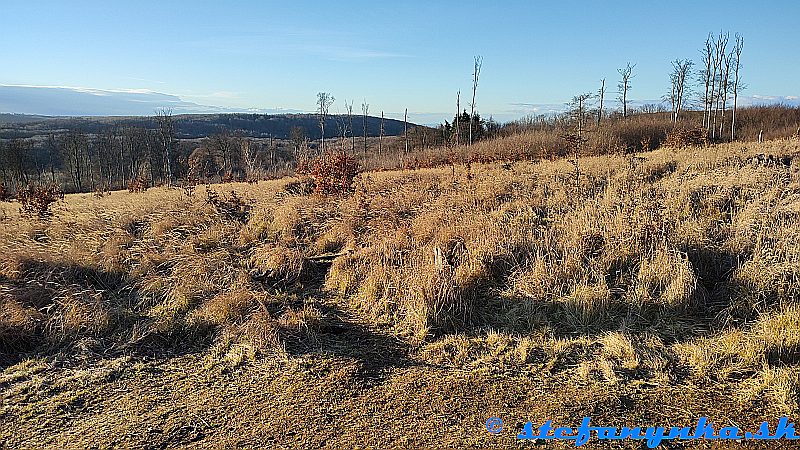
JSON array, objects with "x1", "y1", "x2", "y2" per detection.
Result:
[{"x1": 1, "y1": 137, "x2": 800, "y2": 448}]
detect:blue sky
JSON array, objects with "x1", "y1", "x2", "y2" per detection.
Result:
[{"x1": 1, "y1": 0, "x2": 798, "y2": 123}]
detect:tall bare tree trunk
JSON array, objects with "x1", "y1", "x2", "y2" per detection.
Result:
[
  {"x1": 362, "y1": 101, "x2": 369, "y2": 158},
  {"x1": 617, "y1": 63, "x2": 635, "y2": 119},
  {"x1": 669, "y1": 59, "x2": 692, "y2": 123},
  {"x1": 344, "y1": 101, "x2": 355, "y2": 153},
  {"x1": 719, "y1": 51, "x2": 731, "y2": 139},
  {"x1": 455, "y1": 91, "x2": 460, "y2": 146},
  {"x1": 708, "y1": 45, "x2": 718, "y2": 137},
  {"x1": 597, "y1": 79, "x2": 605, "y2": 125},
  {"x1": 702, "y1": 34, "x2": 714, "y2": 128},
  {"x1": 404, "y1": 108, "x2": 408, "y2": 155},
  {"x1": 469, "y1": 56, "x2": 483, "y2": 145},
  {"x1": 379, "y1": 111, "x2": 384, "y2": 156},
  {"x1": 317, "y1": 92, "x2": 335, "y2": 153},
  {"x1": 711, "y1": 32, "x2": 728, "y2": 139},
  {"x1": 156, "y1": 108, "x2": 174, "y2": 185},
  {"x1": 731, "y1": 34, "x2": 743, "y2": 141},
  {"x1": 269, "y1": 134, "x2": 275, "y2": 170}
]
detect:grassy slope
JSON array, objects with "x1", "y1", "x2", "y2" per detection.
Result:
[{"x1": 1, "y1": 137, "x2": 800, "y2": 448}]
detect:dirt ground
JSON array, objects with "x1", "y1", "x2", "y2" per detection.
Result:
[{"x1": 0, "y1": 291, "x2": 790, "y2": 449}]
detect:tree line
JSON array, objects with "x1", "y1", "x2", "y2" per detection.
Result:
[
  {"x1": 557, "y1": 31, "x2": 746, "y2": 140},
  {"x1": 0, "y1": 108, "x2": 300, "y2": 193}
]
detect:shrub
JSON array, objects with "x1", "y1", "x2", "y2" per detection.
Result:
[
  {"x1": 128, "y1": 176, "x2": 148, "y2": 193},
  {"x1": 16, "y1": 184, "x2": 64, "y2": 218},
  {"x1": 181, "y1": 176, "x2": 199, "y2": 197},
  {"x1": 609, "y1": 118, "x2": 670, "y2": 153},
  {"x1": 0, "y1": 183, "x2": 11, "y2": 201},
  {"x1": 664, "y1": 125, "x2": 708, "y2": 148},
  {"x1": 205, "y1": 187, "x2": 251, "y2": 222},
  {"x1": 93, "y1": 183, "x2": 110, "y2": 198},
  {"x1": 283, "y1": 178, "x2": 315, "y2": 196},
  {"x1": 296, "y1": 149, "x2": 359, "y2": 195}
]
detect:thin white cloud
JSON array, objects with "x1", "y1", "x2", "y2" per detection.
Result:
[
  {"x1": 734, "y1": 94, "x2": 800, "y2": 107},
  {"x1": 0, "y1": 84, "x2": 159, "y2": 95},
  {"x1": 0, "y1": 85, "x2": 301, "y2": 116}
]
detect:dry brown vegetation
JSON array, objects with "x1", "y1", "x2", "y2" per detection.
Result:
[
  {"x1": 362, "y1": 107, "x2": 800, "y2": 172},
  {"x1": 1, "y1": 136, "x2": 800, "y2": 447},
  {"x1": 364, "y1": 113, "x2": 681, "y2": 171}
]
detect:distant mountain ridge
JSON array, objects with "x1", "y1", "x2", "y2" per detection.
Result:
[{"x1": 0, "y1": 113, "x2": 414, "y2": 140}]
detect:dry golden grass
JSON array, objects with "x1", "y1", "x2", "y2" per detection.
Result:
[{"x1": 1, "y1": 137, "x2": 799, "y2": 446}]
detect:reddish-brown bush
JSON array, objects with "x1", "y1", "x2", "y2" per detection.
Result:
[
  {"x1": 664, "y1": 125, "x2": 708, "y2": 148},
  {"x1": 16, "y1": 184, "x2": 64, "y2": 217},
  {"x1": 128, "y1": 176, "x2": 148, "y2": 193},
  {"x1": 296, "y1": 149, "x2": 359, "y2": 195}
]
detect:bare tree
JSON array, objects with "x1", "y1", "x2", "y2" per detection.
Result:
[
  {"x1": 707, "y1": 35, "x2": 719, "y2": 136},
  {"x1": 155, "y1": 108, "x2": 175, "y2": 185},
  {"x1": 469, "y1": 56, "x2": 483, "y2": 145},
  {"x1": 404, "y1": 108, "x2": 409, "y2": 155},
  {"x1": 121, "y1": 126, "x2": 148, "y2": 184},
  {"x1": 4, "y1": 139, "x2": 33, "y2": 187},
  {"x1": 361, "y1": 101, "x2": 369, "y2": 157},
  {"x1": 700, "y1": 33, "x2": 714, "y2": 128},
  {"x1": 145, "y1": 129, "x2": 160, "y2": 184},
  {"x1": 730, "y1": 34, "x2": 744, "y2": 140},
  {"x1": 711, "y1": 32, "x2": 729, "y2": 139},
  {"x1": 379, "y1": 111, "x2": 385, "y2": 155},
  {"x1": 617, "y1": 63, "x2": 635, "y2": 118},
  {"x1": 455, "y1": 91, "x2": 461, "y2": 146},
  {"x1": 669, "y1": 59, "x2": 694, "y2": 122},
  {"x1": 719, "y1": 43, "x2": 733, "y2": 138},
  {"x1": 206, "y1": 132, "x2": 240, "y2": 178},
  {"x1": 335, "y1": 109, "x2": 347, "y2": 152},
  {"x1": 345, "y1": 100, "x2": 355, "y2": 153},
  {"x1": 268, "y1": 133, "x2": 275, "y2": 170},
  {"x1": 569, "y1": 93, "x2": 593, "y2": 137},
  {"x1": 0, "y1": 141, "x2": 7, "y2": 186},
  {"x1": 316, "y1": 92, "x2": 335, "y2": 152},
  {"x1": 290, "y1": 126, "x2": 305, "y2": 158},
  {"x1": 96, "y1": 127, "x2": 118, "y2": 188},
  {"x1": 45, "y1": 133, "x2": 59, "y2": 184},
  {"x1": 597, "y1": 78, "x2": 606, "y2": 125},
  {"x1": 240, "y1": 138, "x2": 261, "y2": 181},
  {"x1": 61, "y1": 130, "x2": 89, "y2": 192}
]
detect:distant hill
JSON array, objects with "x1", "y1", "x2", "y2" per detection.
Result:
[
  {"x1": 0, "y1": 113, "x2": 415, "y2": 139},
  {"x1": 0, "y1": 113, "x2": 53, "y2": 124}
]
